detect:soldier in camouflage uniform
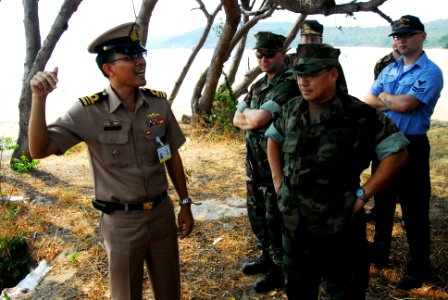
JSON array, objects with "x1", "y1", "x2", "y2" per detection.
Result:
[
  {"x1": 373, "y1": 20, "x2": 401, "y2": 80},
  {"x1": 284, "y1": 20, "x2": 324, "y2": 68},
  {"x1": 233, "y1": 31, "x2": 300, "y2": 293},
  {"x1": 265, "y1": 43, "x2": 409, "y2": 299}
]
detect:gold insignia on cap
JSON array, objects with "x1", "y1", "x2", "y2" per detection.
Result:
[
  {"x1": 129, "y1": 23, "x2": 140, "y2": 42},
  {"x1": 88, "y1": 22, "x2": 144, "y2": 54},
  {"x1": 398, "y1": 17, "x2": 410, "y2": 28}
]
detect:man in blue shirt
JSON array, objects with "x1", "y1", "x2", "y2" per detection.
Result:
[{"x1": 365, "y1": 14, "x2": 444, "y2": 290}]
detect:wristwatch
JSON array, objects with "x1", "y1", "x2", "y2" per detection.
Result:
[
  {"x1": 179, "y1": 197, "x2": 193, "y2": 205},
  {"x1": 355, "y1": 188, "x2": 369, "y2": 203}
]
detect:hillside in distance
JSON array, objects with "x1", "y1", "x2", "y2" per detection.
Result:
[{"x1": 147, "y1": 19, "x2": 448, "y2": 49}]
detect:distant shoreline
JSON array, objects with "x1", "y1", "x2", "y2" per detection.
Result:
[{"x1": 2, "y1": 47, "x2": 447, "y2": 141}]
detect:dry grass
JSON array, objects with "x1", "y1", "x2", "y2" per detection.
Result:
[{"x1": 0, "y1": 122, "x2": 447, "y2": 299}]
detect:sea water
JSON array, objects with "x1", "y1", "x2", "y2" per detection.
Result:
[{"x1": 1, "y1": 47, "x2": 447, "y2": 137}]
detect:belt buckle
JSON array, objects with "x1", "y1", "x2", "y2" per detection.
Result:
[{"x1": 143, "y1": 201, "x2": 153, "y2": 210}]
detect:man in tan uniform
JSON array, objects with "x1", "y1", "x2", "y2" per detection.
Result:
[{"x1": 29, "y1": 22, "x2": 194, "y2": 299}]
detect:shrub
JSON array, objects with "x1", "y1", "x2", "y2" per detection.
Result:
[
  {"x1": 0, "y1": 233, "x2": 33, "y2": 291},
  {"x1": 206, "y1": 71, "x2": 239, "y2": 132},
  {"x1": 10, "y1": 155, "x2": 39, "y2": 174}
]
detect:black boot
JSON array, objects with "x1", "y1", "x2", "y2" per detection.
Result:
[
  {"x1": 242, "y1": 251, "x2": 273, "y2": 275},
  {"x1": 253, "y1": 264, "x2": 285, "y2": 293}
]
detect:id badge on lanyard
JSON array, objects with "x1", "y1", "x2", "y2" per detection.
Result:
[{"x1": 155, "y1": 136, "x2": 172, "y2": 163}]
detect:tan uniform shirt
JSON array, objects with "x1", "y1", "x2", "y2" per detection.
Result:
[{"x1": 47, "y1": 85, "x2": 186, "y2": 203}]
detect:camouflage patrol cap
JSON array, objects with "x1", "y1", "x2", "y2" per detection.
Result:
[
  {"x1": 289, "y1": 43, "x2": 340, "y2": 75},
  {"x1": 388, "y1": 15, "x2": 425, "y2": 36},
  {"x1": 87, "y1": 22, "x2": 146, "y2": 55},
  {"x1": 390, "y1": 20, "x2": 399, "y2": 33},
  {"x1": 300, "y1": 20, "x2": 324, "y2": 36},
  {"x1": 253, "y1": 31, "x2": 286, "y2": 50}
]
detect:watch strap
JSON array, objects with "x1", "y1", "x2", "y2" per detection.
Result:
[{"x1": 179, "y1": 198, "x2": 192, "y2": 205}]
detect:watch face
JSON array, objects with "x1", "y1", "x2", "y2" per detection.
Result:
[{"x1": 356, "y1": 188, "x2": 364, "y2": 198}]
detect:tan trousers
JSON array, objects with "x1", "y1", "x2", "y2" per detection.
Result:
[{"x1": 100, "y1": 197, "x2": 180, "y2": 300}]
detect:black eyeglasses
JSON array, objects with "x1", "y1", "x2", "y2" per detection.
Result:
[
  {"x1": 393, "y1": 32, "x2": 421, "y2": 41},
  {"x1": 109, "y1": 51, "x2": 147, "y2": 63},
  {"x1": 255, "y1": 49, "x2": 281, "y2": 59}
]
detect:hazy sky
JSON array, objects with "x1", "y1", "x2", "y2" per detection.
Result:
[
  {"x1": 0, "y1": 0, "x2": 447, "y2": 125},
  {"x1": 0, "y1": 0, "x2": 446, "y2": 41},
  {"x1": 0, "y1": 0, "x2": 445, "y2": 74}
]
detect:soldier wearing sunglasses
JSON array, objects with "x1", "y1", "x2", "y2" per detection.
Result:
[
  {"x1": 233, "y1": 31, "x2": 300, "y2": 293},
  {"x1": 285, "y1": 20, "x2": 324, "y2": 68}
]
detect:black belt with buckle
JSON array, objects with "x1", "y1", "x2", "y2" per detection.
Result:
[{"x1": 92, "y1": 191, "x2": 167, "y2": 214}]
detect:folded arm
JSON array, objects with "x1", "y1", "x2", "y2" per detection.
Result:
[
  {"x1": 233, "y1": 108, "x2": 273, "y2": 131},
  {"x1": 364, "y1": 92, "x2": 421, "y2": 113}
]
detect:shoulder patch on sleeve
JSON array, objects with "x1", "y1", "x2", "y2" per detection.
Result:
[
  {"x1": 79, "y1": 91, "x2": 108, "y2": 106},
  {"x1": 140, "y1": 87, "x2": 167, "y2": 99}
]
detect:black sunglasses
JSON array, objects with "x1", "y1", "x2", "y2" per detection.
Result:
[
  {"x1": 393, "y1": 31, "x2": 421, "y2": 41},
  {"x1": 255, "y1": 49, "x2": 281, "y2": 59}
]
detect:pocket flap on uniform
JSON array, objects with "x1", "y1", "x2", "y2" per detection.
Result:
[
  {"x1": 282, "y1": 135, "x2": 299, "y2": 153},
  {"x1": 98, "y1": 132, "x2": 128, "y2": 144}
]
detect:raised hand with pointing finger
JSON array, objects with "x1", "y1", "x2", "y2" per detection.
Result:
[{"x1": 30, "y1": 67, "x2": 58, "y2": 97}]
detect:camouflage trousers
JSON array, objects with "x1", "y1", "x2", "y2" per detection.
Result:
[
  {"x1": 246, "y1": 179, "x2": 283, "y2": 265},
  {"x1": 282, "y1": 211, "x2": 369, "y2": 299}
]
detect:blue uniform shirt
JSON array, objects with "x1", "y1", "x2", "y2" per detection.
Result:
[{"x1": 370, "y1": 51, "x2": 443, "y2": 135}]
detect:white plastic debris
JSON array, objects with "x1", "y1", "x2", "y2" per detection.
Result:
[
  {"x1": 212, "y1": 237, "x2": 223, "y2": 245},
  {"x1": 1, "y1": 260, "x2": 52, "y2": 299}
]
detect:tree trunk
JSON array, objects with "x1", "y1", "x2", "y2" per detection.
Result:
[
  {"x1": 12, "y1": 0, "x2": 83, "y2": 163},
  {"x1": 190, "y1": 71, "x2": 208, "y2": 121},
  {"x1": 191, "y1": 1, "x2": 277, "y2": 117},
  {"x1": 196, "y1": 0, "x2": 241, "y2": 115},
  {"x1": 136, "y1": 0, "x2": 158, "y2": 46},
  {"x1": 221, "y1": 30, "x2": 247, "y2": 91},
  {"x1": 222, "y1": 0, "x2": 251, "y2": 89},
  {"x1": 275, "y1": 0, "x2": 388, "y2": 16},
  {"x1": 168, "y1": 2, "x2": 222, "y2": 106}
]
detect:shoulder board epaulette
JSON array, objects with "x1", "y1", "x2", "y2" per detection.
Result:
[
  {"x1": 140, "y1": 87, "x2": 167, "y2": 99},
  {"x1": 79, "y1": 91, "x2": 108, "y2": 106}
]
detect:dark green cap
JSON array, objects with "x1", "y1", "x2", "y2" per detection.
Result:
[
  {"x1": 301, "y1": 20, "x2": 324, "y2": 36},
  {"x1": 290, "y1": 43, "x2": 341, "y2": 75},
  {"x1": 253, "y1": 31, "x2": 286, "y2": 50}
]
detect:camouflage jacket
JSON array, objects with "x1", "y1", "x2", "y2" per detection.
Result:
[
  {"x1": 266, "y1": 92, "x2": 409, "y2": 238},
  {"x1": 244, "y1": 67, "x2": 300, "y2": 183},
  {"x1": 373, "y1": 52, "x2": 396, "y2": 80}
]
